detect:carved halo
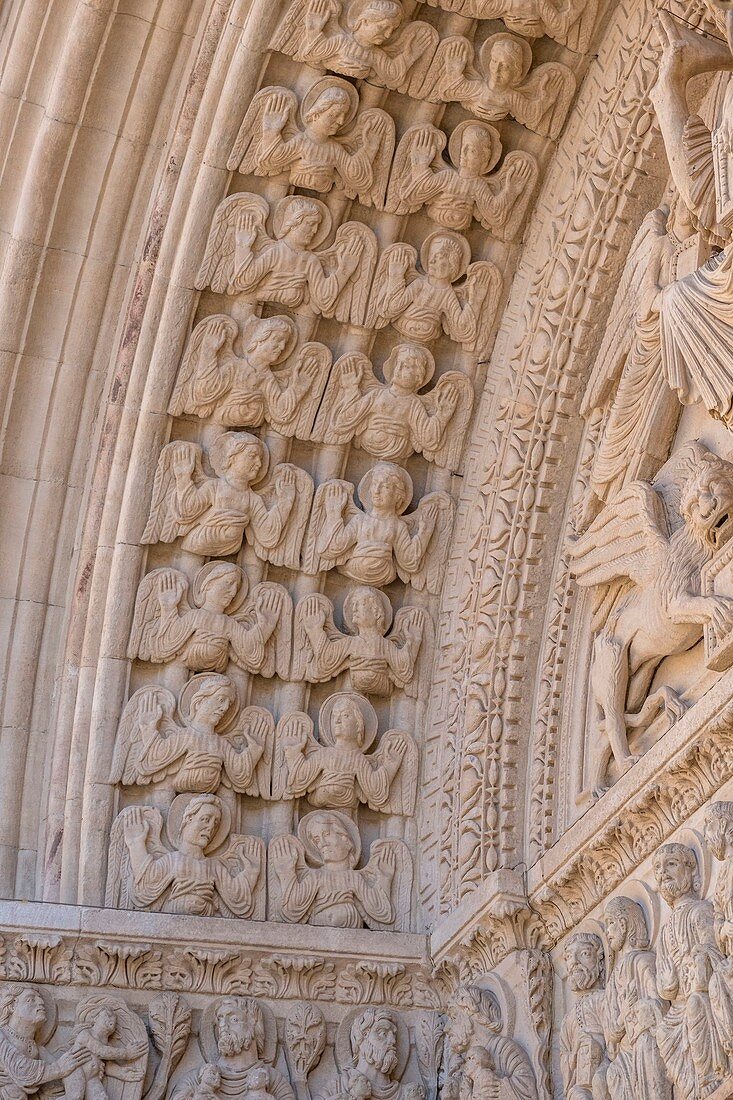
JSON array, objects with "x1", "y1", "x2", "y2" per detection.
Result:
[
  {"x1": 208, "y1": 431, "x2": 270, "y2": 486},
  {"x1": 382, "y1": 344, "x2": 435, "y2": 388},
  {"x1": 298, "y1": 809, "x2": 362, "y2": 867},
  {"x1": 193, "y1": 562, "x2": 250, "y2": 615},
  {"x1": 272, "y1": 195, "x2": 333, "y2": 249},
  {"x1": 0, "y1": 983, "x2": 58, "y2": 1045},
  {"x1": 334, "y1": 1005, "x2": 411, "y2": 1080},
  {"x1": 199, "y1": 997, "x2": 278, "y2": 1065},
  {"x1": 419, "y1": 229, "x2": 471, "y2": 281},
  {"x1": 301, "y1": 76, "x2": 360, "y2": 131},
  {"x1": 166, "y1": 792, "x2": 231, "y2": 854},
  {"x1": 599, "y1": 880, "x2": 660, "y2": 952},
  {"x1": 344, "y1": 0, "x2": 405, "y2": 32},
  {"x1": 342, "y1": 586, "x2": 394, "y2": 637},
  {"x1": 240, "y1": 313, "x2": 299, "y2": 365},
  {"x1": 318, "y1": 690, "x2": 379, "y2": 751},
  {"x1": 448, "y1": 120, "x2": 502, "y2": 176},
  {"x1": 479, "y1": 32, "x2": 533, "y2": 83},
  {"x1": 358, "y1": 463, "x2": 414, "y2": 516},
  {"x1": 179, "y1": 672, "x2": 241, "y2": 734}
]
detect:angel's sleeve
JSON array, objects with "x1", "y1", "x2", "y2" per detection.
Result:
[
  {"x1": 214, "y1": 842, "x2": 261, "y2": 917},
  {"x1": 342, "y1": 109, "x2": 395, "y2": 208},
  {"x1": 312, "y1": 354, "x2": 376, "y2": 444},
  {"x1": 355, "y1": 863, "x2": 394, "y2": 924},
  {"x1": 385, "y1": 608, "x2": 426, "y2": 687},
  {"x1": 228, "y1": 88, "x2": 299, "y2": 176},
  {"x1": 397, "y1": 493, "x2": 454, "y2": 594},
  {"x1": 294, "y1": 597, "x2": 351, "y2": 682},
  {"x1": 169, "y1": 315, "x2": 237, "y2": 419},
  {"x1": 226, "y1": 619, "x2": 267, "y2": 674},
  {"x1": 129, "y1": 570, "x2": 195, "y2": 664},
  {"x1": 246, "y1": 487, "x2": 291, "y2": 551},
  {"x1": 518, "y1": 62, "x2": 575, "y2": 139},
  {"x1": 129, "y1": 849, "x2": 176, "y2": 909},
  {"x1": 392, "y1": 517, "x2": 432, "y2": 574},
  {"x1": 275, "y1": 848, "x2": 319, "y2": 923},
  {"x1": 420, "y1": 371, "x2": 474, "y2": 471},
  {"x1": 240, "y1": 581, "x2": 292, "y2": 679},
  {"x1": 136, "y1": 727, "x2": 189, "y2": 782},
  {"x1": 354, "y1": 752, "x2": 395, "y2": 808}
]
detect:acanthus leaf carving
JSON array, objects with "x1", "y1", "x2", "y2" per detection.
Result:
[
  {"x1": 335, "y1": 962, "x2": 413, "y2": 1006},
  {"x1": 253, "y1": 954, "x2": 337, "y2": 1000}
]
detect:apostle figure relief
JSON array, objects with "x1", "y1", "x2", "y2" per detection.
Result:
[
  {"x1": 169, "y1": 314, "x2": 331, "y2": 439},
  {"x1": 268, "y1": 809, "x2": 412, "y2": 929},
  {"x1": 142, "y1": 433, "x2": 312, "y2": 566},
  {"x1": 270, "y1": 0, "x2": 438, "y2": 96},
  {"x1": 441, "y1": 986, "x2": 537, "y2": 1100},
  {"x1": 366, "y1": 231, "x2": 500, "y2": 354},
  {"x1": 387, "y1": 122, "x2": 537, "y2": 239},
  {"x1": 333, "y1": 1007, "x2": 418, "y2": 1100},
  {"x1": 272, "y1": 691, "x2": 418, "y2": 814},
  {"x1": 128, "y1": 563, "x2": 291, "y2": 679},
  {"x1": 569, "y1": 442, "x2": 733, "y2": 796},
  {"x1": 311, "y1": 345, "x2": 473, "y2": 471},
  {"x1": 292, "y1": 587, "x2": 431, "y2": 698},
  {"x1": 110, "y1": 675, "x2": 274, "y2": 798},
  {"x1": 106, "y1": 794, "x2": 265, "y2": 918},
  {"x1": 196, "y1": 193, "x2": 376, "y2": 325},
  {"x1": 303, "y1": 464, "x2": 454, "y2": 596},
  {"x1": 558, "y1": 933, "x2": 606, "y2": 1100},
  {"x1": 227, "y1": 79, "x2": 394, "y2": 210},
  {"x1": 423, "y1": 33, "x2": 575, "y2": 140}
]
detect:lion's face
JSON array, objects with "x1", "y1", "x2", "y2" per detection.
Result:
[{"x1": 680, "y1": 455, "x2": 733, "y2": 550}]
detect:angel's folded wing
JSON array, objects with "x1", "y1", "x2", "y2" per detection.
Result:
[
  {"x1": 569, "y1": 481, "x2": 671, "y2": 591},
  {"x1": 195, "y1": 193, "x2": 270, "y2": 294},
  {"x1": 247, "y1": 581, "x2": 293, "y2": 680},
  {"x1": 319, "y1": 222, "x2": 378, "y2": 325},
  {"x1": 301, "y1": 479, "x2": 359, "y2": 575},
  {"x1": 251, "y1": 464, "x2": 314, "y2": 570},
  {"x1": 227, "y1": 87, "x2": 300, "y2": 175},
  {"x1": 292, "y1": 593, "x2": 346, "y2": 682},
  {"x1": 388, "y1": 22, "x2": 440, "y2": 98},
  {"x1": 269, "y1": 0, "x2": 341, "y2": 57},
  {"x1": 269, "y1": 342, "x2": 332, "y2": 440},
  {"x1": 169, "y1": 315, "x2": 238, "y2": 419},
  {"x1": 344, "y1": 109, "x2": 395, "y2": 209},
  {"x1": 109, "y1": 687, "x2": 178, "y2": 785},
  {"x1": 311, "y1": 353, "x2": 377, "y2": 444},
  {"x1": 400, "y1": 492, "x2": 455, "y2": 595},
  {"x1": 462, "y1": 260, "x2": 502, "y2": 354},
  {"x1": 105, "y1": 807, "x2": 166, "y2": 911},
  {"x1": 370, "y1": 731, "x2": 418, "y2": 816},
  {"x1": 390, "y1": 606, "x2": 433, "y2": 698},
  {"x1": 363, "y1": 839, "x2": 413, "y2": 932},
  {"x1": 385, "y1": 125, "x2": 445, "y2": 216},
  {"x1": 128, "y1": 568, "x2": 193, "y2": 663},
  {"x1": 365, "y1": 243, "x2": 418, "y2": 331},
  {"x1": 142, "y1": 442, "x2": 206, "y2": 546},
  {"x1": 421, "y1": 370, "x2": 474, "y2": 472}
]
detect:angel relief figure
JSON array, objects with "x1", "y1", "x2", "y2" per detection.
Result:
[
  {"x1": 109, "y1": 674, "x2": 273, "y2": 798},
  {"x1": 141, "y1": 432, "x2": 312, "y2": 566},
  {"x1": 106, "y1": 793, "x2": 265, "y2": 918},
  {"x1": 387, "y1": 121, "x2": 537, "y2": 238},
  {"x1": 302, "y1": 463, "x2": 453, "y2": 595},
  {"x1": 169, "y1": 313, "x2": 331, "y2": 439},
  {"x1": 128, "y1": 562, "x2": 291, "y2": 678},
  {"x1": 570, "y1": 443, "x2": 733, "y2": 795},
  {"x1": 292, "y1": 586, "x2": 431, "y2": 697},
  {"x1": 270, "y1": 0, "x2": 438, "y2": 96},
  {"x1": 227, "y1": 78, "x2": 394, "y2": 209},
  {"x1": 366, "y1": 230, "x2": 500, "y2": 353},
  {"x1": 268, "y1": 809, "x2": 412, "y2": 929},
  {"x1": 311, "y1": 343, "x2": 473, "y2": 471},
  {"x1": 195, "y1": 192, "x2": 376, "y2": 325},
  {"x1": 420, "y1": 0, "x2": 596, "y2": 51},
  {"x1": 426, "y1": 33, "x2": 575, "y2": 140},
  {"x1": 272, "y1": 691, "x2": 418, "y2": 813}
]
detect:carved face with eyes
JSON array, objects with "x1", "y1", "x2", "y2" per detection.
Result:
[
  {"x1": 352, "y1": 1, "x2": 402, "y2": 45},
  {"x1": 389, "y1": 346, "x2": 430, "y2": 393},
  {"x1": 653, "y1": 843, "x2": 699, "y2": 905},
  {"x1": 369, "y1": 468, "x2": 408, "y2": 514},
  {"x1": 563, "y1": 934, "x2": 603, "y2": 991},
  {"x1": 426, "y1": 236, "x2": 463, "y2": 283},
  {"x1": 349, "y1": 587, "x2": 388, "y2": 633},
  {"x1": 304, "y1": 88, "x2": 352, "y2": 139},
  {"x1": 247, "y1": 319, "x2": 292, "y2": 367},
  {"x1": 281, "y1": 202, "x2": 324, "y2": 248},
  {"x1": 200, "y1": 568, "x2": 241, "y2": 614},
  {"x1": 10, "y1": 989, "x2": 46, "y2": 1034},
  {"x1": 227, "y1": 443, "x2": 264, "y2": 487},
  {"x1": 179, "y1": 798, "x2": 222, "y2": 851},
  {"x1": 307, "y1": 813, "x2": 357, "y2": 866},
  {"x1": 189, "y1": 682, "x2": 236, "y2": 732},
  {"x1": 485, "y1": 39, "x2": 524, "y2": 91},
  {"x1": 329, "y1": 697, "x2": 365, "y2": 748},
  {"x1": 457, "y1": 125, "x2": 492, "y2": 177}
]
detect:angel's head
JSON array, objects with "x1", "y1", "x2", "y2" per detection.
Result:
[
  {"x1": 705, "y1": 800, "x2": 733, "y2": 861},
  {"x1": 482, "y1": 33, "x2": 527, "y2": 91},
  {"x1": 278, "y1": 197, "x2": 325, "y2": 248},
  {"x1": 384, "y1": 344, "x2": 434, "y2": 394},
  {"x1": 187, "y1": 674, "x2": 237, "y2": 733},
  {"x1": 348, "y1": 0, "x2": 403, "y2": 45},
  {"x1": 245, "y1": 315, "x2": 296, "y2": 368},
  {"x1": 329, "y1": 694, "x2": 367, "y2": 748},
  {"x1": 679, "y1": 451, "x2": 733, "y2": 550},
  {"x1": 303, "y1": 85, "x2": 352, "y2": 137},
  {"x1": 344, "y1": 585, "x2": 392, "y2": 635},
  {"x1": 455, "y1": 122, "x2": 498, "y2": 178},
  {"x1": 179, "y1": 794, "x2": 223, "y2": 851},
  {"x1": 195, "y1": 562, "x2": 243, "y2": 614},
  {"x1": 210, "y1": 431, "x2": 267, "y2": 488},
  {"x1": 301, "y1": 810, "x2": 360, "y2": 868},
  {"x1": 425, "y1": 232, "x2": 467, "y2": 284},
  {"x1": 360, "y1": 462, "x2": 413, "y2": 516}
]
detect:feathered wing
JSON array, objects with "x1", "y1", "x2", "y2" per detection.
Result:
[
  {"x1": 423, "y1": 36, "x2": 474, "y2": 101},
  {"x1": 105, "y1": 807, "x2": 167, "y2": 911},
  {"x1": 219, "y1": 835, "x2": 267, "y2": 919},
  {"x1": 195, "y1": 193, "x2": 270, "y2": 294},
  {"x1": 363, "y1": 839, "x2": 413, "y2": 932},
  {"x1": 142, "y1": 442, "x2": 207, "y2": 546},
  {"x1": 342, "y1": 109, "x2": 395, "y2": 208},
  {"x1": 249, "y1": 463, "x2": 313, "y2": 570},
  {"x1": 370, "y1": 730, "x2": 418, "y2": 815},
  {"x1": 227, "y1": 706, "x2": 276, "y2": 799},
  {"x1": 269, "y1": 342, "x2": 332, "y2": 440},
  {"x1": 267, "y1": 833, "x2": 309, "y2": 921},
  {"x1": 478, "y1": 151, "x2": 538, "y2": 241},
  {"x1": 560, "y1": 0, "x2": 598, "y2": 51},
  {"x1": 271, "y1": 711, "x2": 320, "y2": 801},
  {"x1": 301, "y1": 479, "x2": 359, "y2": 574},
  {"x1": 461, "y1": 260, "x2": 502, "y2": 354},
  {"x1": 294, "y1": 593, "x2": 348, "y2": 683},
  {"x1": 269, "y1": 0, "x2": 341, "y2": 57},
  {"x1": 311, "y1": 352, "x2": 378, "y2": 444},
  {"x1": 318, "y1": 222, "x2": 378, "y2": 325},
  {"x1": 245, "y1": 581, "x2": 293, "y2": 679},
  {"x1": 128, "y1": 568, "x2": 193, "y2": 663},
  {"x1": 389, "y1": 606, "x2": 433, "y2": 699},
  {"x1": 387, "y1": 22, "x2": 440, "y2": 98},
  {"x1": 109, "y1": 687, "x2": 179, "y2": 785},
  {"x1": 521, "y1": 63, "x2": 576, "y2": 139},
  {"x1": 400, "y1": 492, "x2": 455, "y2": 595},
  {"x1": 421, "y1": 370, "x2": 474, "y2": 472},
  {"x1": 227, "y1": 87, "x2": 300, "y2": 175},
  {"x1": 169, "y1": 315, "x2": 238, "y2": 419},
  {"x1": 569, "y1": 481, "x2": 671, "y2": 607},
  {"x1": 365, "y1": 243, "x2": 418, "y2": 330},
  {"x1": 581, "y1": 207, "x2": 668, "y2": 419},
  {"x1": 385, "y1": 125, "x2": 446, "y2": 216}
]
